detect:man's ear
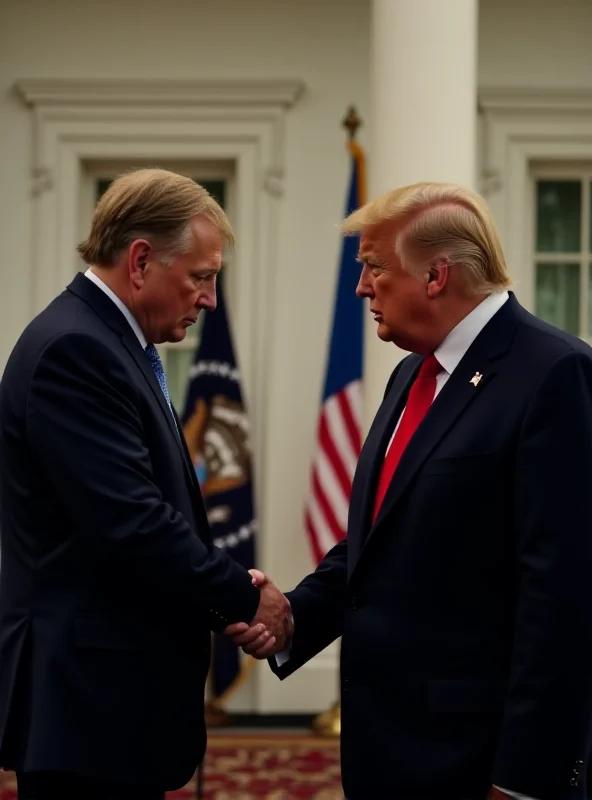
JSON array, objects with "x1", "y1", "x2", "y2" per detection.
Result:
[
  {"x1": 426, "y1": 257, "x2": 450, "y2": 297},
  {"x1": 128, "y1": 239, "x2": 151, "y2": 289}
]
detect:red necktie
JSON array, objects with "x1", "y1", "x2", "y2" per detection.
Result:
[{"x1": 372, "y1": 354, "x2": 441, "y2": 522}]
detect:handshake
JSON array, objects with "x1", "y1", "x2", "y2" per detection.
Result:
[{"x1": 224, "y1": 570, "x2": 293, "y2": 659}]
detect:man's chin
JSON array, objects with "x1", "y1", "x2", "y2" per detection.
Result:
[
  {"x1": 375, "y1": 322, "x2": 392, "y2": 342},
  {"x1": 166, "y1": 328, "x2": 188, "y2": 344}
]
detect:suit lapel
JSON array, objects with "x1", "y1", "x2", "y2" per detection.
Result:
[
  {"x1": 171, "y1": 406, "x2": 211, "y2": 541},
  {"x1": 369, "y1": 359, "x2": 498, "y2": 530},
  {"x1": 121, "y1": 335, "x2": 205, "y2": 499},
  {"x1": 350, "y1": 294, "x2": 520, "y2": 574},
  {"x1": 67, "y1": 273, "x2": 202, "y2": 503},
  {"x1": 347, "y1": 355, "x2": 420, "y2": 574},
  {"x1": 121, "y1": 335, "x2": 180, "y2": 441}
]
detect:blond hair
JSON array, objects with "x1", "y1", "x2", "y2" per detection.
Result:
[
  {"x1": 342, "y1": 182, "x2": 511, "y2": 294},
  {"x1": 78, "y1": 168, "x2": 234, "y2": 266}
]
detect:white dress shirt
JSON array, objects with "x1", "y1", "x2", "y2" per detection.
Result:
[
  {"x1": 84, "y1": 268, "x2": 180, "y2": 434},
  {"x1": 84, "y1": 268, "x2": 147, "y2": 349}
]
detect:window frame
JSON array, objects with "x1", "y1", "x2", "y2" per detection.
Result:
[
  {"x1": 478, "y1": 88, "x2": 592, "y2": 319},
  {"x1": 530, "y1": 163, "x2": 592, "y2": 341}
]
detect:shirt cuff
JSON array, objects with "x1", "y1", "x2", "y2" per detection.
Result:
[
  {"x1": 494, "y1": 785, "x2": 539, "y2": 800},
  {"x1": 275, "y1": 647, "x2": 291, "y2": 667}
]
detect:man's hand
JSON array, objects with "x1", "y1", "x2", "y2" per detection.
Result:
[{"x1": 224, "y1": 570, "x2": 293, "y2": 659}]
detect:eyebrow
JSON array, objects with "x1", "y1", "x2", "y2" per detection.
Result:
[{"x1": 356, "y1": 253, "x2": 386, "y2": 266}]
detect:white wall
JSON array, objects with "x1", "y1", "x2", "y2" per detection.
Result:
[
  {"x1": 1, "y1": 0, "x2": 590, "y2": 713},
  {"x1": 479, "y1": 0, "x2": 592, "y2": 88}
]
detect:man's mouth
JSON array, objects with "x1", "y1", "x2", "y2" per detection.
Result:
[{"x1": 370, "y1": 308, "x2": 383, "y2": 321}]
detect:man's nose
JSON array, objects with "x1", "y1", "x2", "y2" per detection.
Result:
[
  {"x1": 197, "y1": 288, "x2": 217, "y2": 312},
  {"x1": 356, "y1": 266, "x2": 373, "y2": 298}
]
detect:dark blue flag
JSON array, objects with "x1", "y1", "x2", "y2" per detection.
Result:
[{"x1": 181, "y1": 279, "x2": 256, "y2": 704}]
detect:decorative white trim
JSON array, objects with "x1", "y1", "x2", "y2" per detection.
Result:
[
  {"x1": 478, "y1": 88, "x2": 592, "y2": 312},
  {"x1": 479, "y1": 88, "x2": 592, "y2": 113},
  {"x1": 14, "y1": 78, "x2": 304, "y2": 108}
]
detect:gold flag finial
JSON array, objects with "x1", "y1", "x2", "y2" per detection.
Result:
[{"x1": 342, "y1": 105, "x2": 362, "y2": 140}]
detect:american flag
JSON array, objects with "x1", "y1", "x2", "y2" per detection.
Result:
[{"x1": 305, "y1": 140, "x2": 366, "y2": 564}]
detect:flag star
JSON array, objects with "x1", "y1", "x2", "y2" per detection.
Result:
[{"x1": 226, "y1": 534, "x2": 239, "y2": 548}]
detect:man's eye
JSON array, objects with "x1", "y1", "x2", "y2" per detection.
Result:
[{"x1": 193, "y1": 273, "x2": 215, "y2": 285}]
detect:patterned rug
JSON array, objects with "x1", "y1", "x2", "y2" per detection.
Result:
[{"x1": 0, "y1": 734, "x2": 342, "y2": 799}]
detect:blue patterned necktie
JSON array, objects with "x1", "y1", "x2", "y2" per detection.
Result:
[{"x1": 145, "y1": 344, "x2": 173, "y2": 413}]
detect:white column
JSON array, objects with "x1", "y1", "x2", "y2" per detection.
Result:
[{"x1": 364, "y1": 0, "x2": 478, "y2": 425}]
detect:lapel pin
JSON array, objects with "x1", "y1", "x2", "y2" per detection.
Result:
[{"x1": 470, "y1": 372, "x2": 483, "y2": 387}]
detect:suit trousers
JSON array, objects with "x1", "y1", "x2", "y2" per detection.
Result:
[{"x1": 16, "y1": 771, "x2": 165, "y2": 799}]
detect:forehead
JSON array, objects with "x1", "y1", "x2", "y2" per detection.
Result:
[
  {"x1": 187, "y1": 215, "x2": 223, "y2": 263},
  {"x1": 358, "y1": 221, "x2": 397, "y2": 259}
]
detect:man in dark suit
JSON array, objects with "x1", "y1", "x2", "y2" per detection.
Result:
[
  {"x1": 0, "y1": 168, "x2": 288, "y2": 800},
  {"x1": 228, "y1": 183, "x2": 592, "y2": 800}
]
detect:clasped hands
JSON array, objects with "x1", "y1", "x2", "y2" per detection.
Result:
[{"x1": 224, "y1": 570, "x2": 293, "y2": 659}]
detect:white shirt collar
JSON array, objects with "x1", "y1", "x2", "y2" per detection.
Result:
[
  {"x1": 84, "y1": 268, "x2": 148, "y2": 350},
  {"x1": 435, "y1": 291, "x2": 509, "y2": 377}
]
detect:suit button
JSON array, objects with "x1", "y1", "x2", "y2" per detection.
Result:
[
  {"x1": 576, "y1": 760, "x2": 584, "y2": 766},
  {"x1": 570, "y1": 778, "x2": 578, "y2": 787},
  {"x1": 351, "y1": 595, "x2": 358, "y2": 610}
]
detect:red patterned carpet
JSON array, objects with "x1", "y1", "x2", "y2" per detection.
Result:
[{"x1": 0, "y1": 734, "x2": 343, "y2": 799}]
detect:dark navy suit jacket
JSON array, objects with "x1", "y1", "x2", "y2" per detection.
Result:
[
  {"x1": 0, "y1": 273, "x2": 259, "y2": 790},
  {"x1": 273, "y1": 294, "x2": 592, "y2": 800}
]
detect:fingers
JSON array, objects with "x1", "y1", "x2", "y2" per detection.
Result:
[
  {"x1": 242, "y1": 632, "x2": 276, "y2": 656},
  {"x1": 248, "y1": 569, "x2": 267, "y2": 586},
  {"x1": 223, "y1": 622, "x2": 249, "y2": 637},
  {"x1": 249, "y1": 636, "x2": 282, "y2": 659},
  {"x1": 228, "y1": 623, "x2": 269, "y2": 648}
]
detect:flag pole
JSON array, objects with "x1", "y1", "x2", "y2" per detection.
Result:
[{"x1": 312, "y1": 105, "x2": 363, "y2": 739}]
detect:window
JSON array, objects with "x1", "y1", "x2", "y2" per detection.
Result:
[
  {"x1": 532, "y1": 164, "x2": 592, "y2": 339},
  {"x1": 85, "y1": 161, "x2": 234, "y2": 409}
]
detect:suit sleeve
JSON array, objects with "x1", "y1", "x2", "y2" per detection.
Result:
[
  {"x1": 270, "y1": 538, "x2": 348, "y2": 679},
  {"x1": 491, "y1": 351, "x2": 592, "y2": 800},
  {"x1": 26, "y1": 332, "x2": 260, "y2": 630},
  {"x1": 271, "y1": 359, "x2": 410, "y2": 679}
]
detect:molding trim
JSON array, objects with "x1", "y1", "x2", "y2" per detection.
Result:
[
  {"x1": 14, "y1": 78, "x2": 305, "y2": 108},
  {"x1": 478, "y1": 88, "x2": 592, "y2": 313},
  {"x1": 479, "y1": 87, "x2": 592, "y2": 113}
]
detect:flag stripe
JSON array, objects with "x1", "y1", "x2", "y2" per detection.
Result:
[
  {"x1": 305, "y1": 511, "x2": 327, "y2": 565},
  {"x1": 337, "y1": 386, "x2": 362, "y2": 459},
  {"x1": 324, "y1": 394, "x2": 359, "y2": 481},
  {"x1": 346, "y1": 380, "x2": 363, "y2": 434},
  {"x1": 319, "y1": 411, "x2": 353, "y2": 498},
  {"x1": 314, "y1": 448, "x2": 349, "y2": 533},
  {"x1": 308, "y1": 491, "x2": 341, "y2": 556},
  {"x1": 311, "y1": 469, "x2": 346, "y2": 543}
]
